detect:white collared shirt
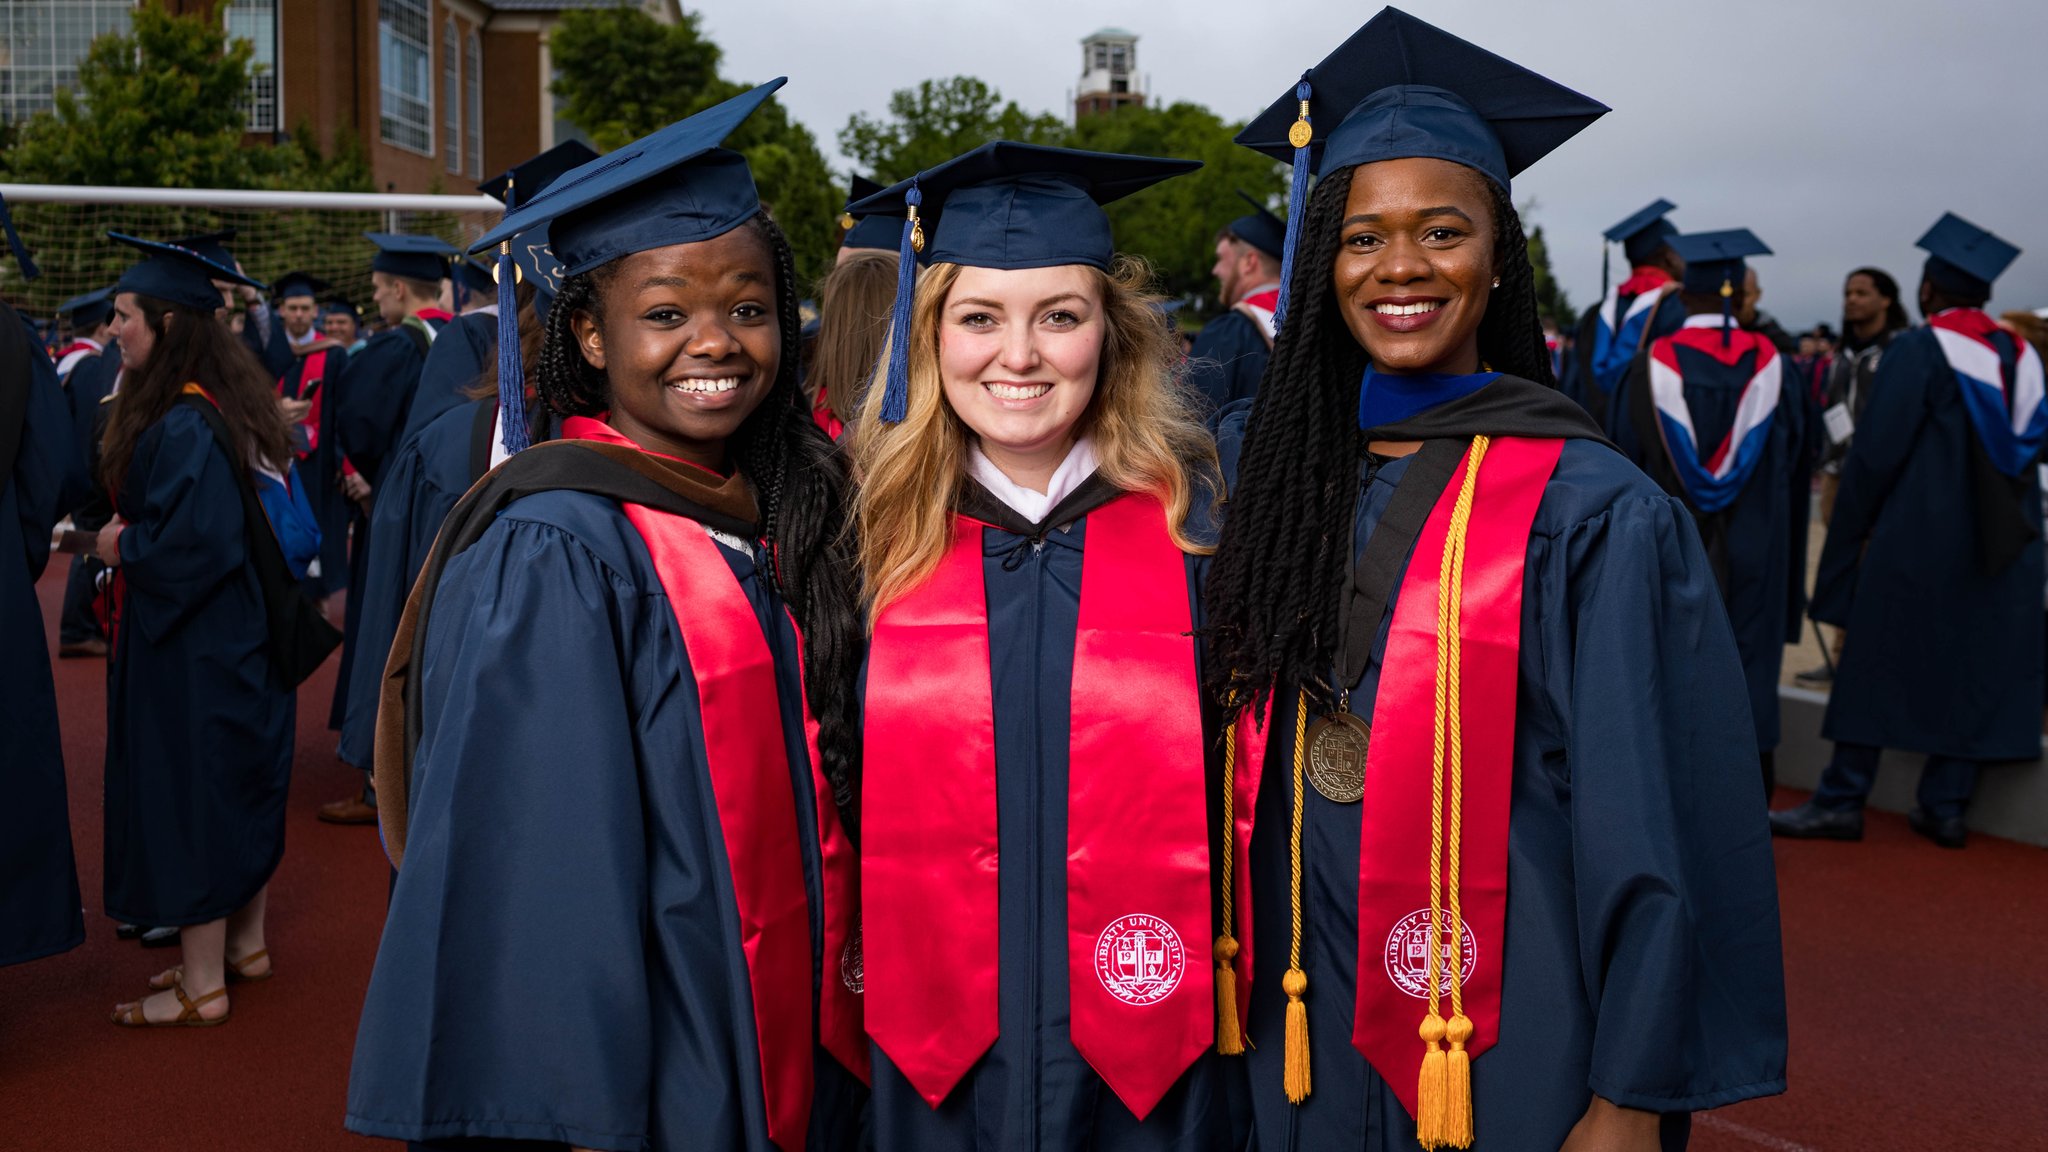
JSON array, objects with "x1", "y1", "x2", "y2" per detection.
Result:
[{"x1": 967, "y1": 437, "x2": 1099, "y2": 525}]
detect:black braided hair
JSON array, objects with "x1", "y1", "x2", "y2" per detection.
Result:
[
  {"x1": 1202, "y1": 166, "x2": 1552, "y2": 711},
  {"x1": 534, "y1": 213, "x2": 865, "y2": 832}
]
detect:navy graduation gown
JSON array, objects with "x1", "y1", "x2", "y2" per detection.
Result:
[
  {"x1": 1562, "y1": 291, "x2": 1686, "y2": 430},
  {"x1": 104, "y1": 405, "x2": 294, "y2": 926},
  {"x1": 346, "y1": 489, "x2": 862, "y2": 1152},
  {"x1": 1812, "y1": 325, "x2": 2046, "y2": 761},
  {"x1": 398, "y1": 310, "x2": 496, "y2": 448},
  {"x1": 280, "y1": 343, "x2": 353, "y2": 597},
  {"x1": 1614, "y1": 330, "x2": 1815, "y2": 752},
  {"x1": 1242, "y1": 440, "x2": 1786, "y2": 1152},
  {"x1": 2, "y1": 310, "x2": 86, "y2": 966},
  {"x1": 865, "y1": 486, "x2": 1242, "y2": 1152},
  {"x1": 242, "y1": 308, "x2": 296, "y2": 381},
  {"x1": 1186, "y1": 309, "x2": 1271, "y2": 412}
]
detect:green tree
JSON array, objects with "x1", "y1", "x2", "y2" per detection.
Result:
[
  {"x1": 1523, "y1": 221, "x2": 1574, "y2": 330},
  {"x1": 838, "y1": 77, "x2": 1067, "y2": 182}
]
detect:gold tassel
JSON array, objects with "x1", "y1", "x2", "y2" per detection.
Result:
[
  {"x1": 1416, "y1": 1014, "x2": 1448, "y2": 1148},
  {"x1": 1443, "y1": 1013, "x2": 1474, "y2": 1148},
  {"x1": 1282, "y1": 967, "x2": 1310, "y2": 1102},
  {"x1": 1214, "y1": 935, "x2": 1244, "y2": 1054}
]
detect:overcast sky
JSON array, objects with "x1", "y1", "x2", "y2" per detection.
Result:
[{"x1": 706, "y1": 0, "x2": 2047, "y2": 328}]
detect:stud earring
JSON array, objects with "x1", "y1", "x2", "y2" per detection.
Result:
[{"x1": 1491, "y1": 277, "x2": 1501, "y2": 288}]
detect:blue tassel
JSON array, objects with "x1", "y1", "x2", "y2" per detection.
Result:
[
  {"x1": 1271, "y1": 77, "x2": 1314, "y2": 335},
  {"x1": 0, "y1": 192, "x2": 39, "y2": 281},
  {"x1": 496, "y1": 241, "x2": 530, "y2": 455},
  {"x1": 878, "y1": 182, "x2": 922, "y2": 425}
]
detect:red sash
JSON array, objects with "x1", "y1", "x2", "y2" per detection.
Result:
[
  {"x1": 811, "y1": 392, "x2": 844, "y2": 440},
  {"x1": 1223, "y1": 700, "x2": 1271, "y2": 1034},
  {"x1": 1350, "y1": 437, "x2": 1561, "y2": 1123},
  {"x1": 864, "y1": 494, "x2": 1211, "y2": 1118},
  {"x1": 279, "y1": 350, "x2": 328, "y2": 457}
]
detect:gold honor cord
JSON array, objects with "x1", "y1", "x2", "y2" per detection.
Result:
[
  {"x1": 1417, "y1": 435, "x2": 1489, "y2": 1149},
  {"x1": 1215, "y1": 714, "x2": 1245, "y2": 1055},
  {"x1": 1283, "y1": 693, "x2": 1311, "y2": 1102}
]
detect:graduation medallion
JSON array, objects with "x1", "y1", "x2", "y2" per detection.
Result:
[{"x1": 1306, "y1": 710, "x2": 1369, "y2": 804}]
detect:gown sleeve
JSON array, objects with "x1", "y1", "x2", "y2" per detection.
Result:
[
  {"x1": 1809, "y1": 333, "x2": 1935, "y2": 626},
  {"x1": 400, "y1": 316, "x2": 488, "y2": 446},
  {"x1": 346, "y1": 515, "x2": 659, "y2": 1151},
  {"x1": 1552, "y1": 492, "x2": 1789, "y2": 1110},
  {"x1": 336, "y1": 335, "x2": 423, "y2": 486},
  {"x1": 336, "y1": 435, "x2": 446, "y2": 769},
  {"x1": 116, "y1": 408, "x2": 248, "y2": 643},
  {"x1": 11, "y1": 328, "x2": 77, "y2": 579}
]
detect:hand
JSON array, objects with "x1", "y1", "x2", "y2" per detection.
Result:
[
  {"x1": 341, "y1": 472, "x2": 372, "y2": 505},
  {"x1": 279, "y1": 397, "x2": 313, "y2": 423},
  {"x1": 95, "y1": 518, "x2": 125, "y2": 567},
  {"x1": 1557, "y1": 1097, "x2": 1662, "y2": 1152}
]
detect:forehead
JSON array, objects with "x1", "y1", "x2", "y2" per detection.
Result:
[
  {"x1": 1341, "y1": 156, "x2": 1495, "y2": 220},
  {"x1": 946, "y1": 262, "x2": 1100, "y2": 305},
  {"x1": 610, "y1": 225, "x2": 773, "y2": 288}
]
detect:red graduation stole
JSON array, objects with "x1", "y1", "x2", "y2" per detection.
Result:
[
  {"x1": 864, "y1": 493, "x2": 1211, "y2": 1118},
  {"x1": 1350, "y1": 436, "x2": 1561, "y2": 1146},
  {"x1": 278, "y1": 350, "x2": 328, "y2": 457}
]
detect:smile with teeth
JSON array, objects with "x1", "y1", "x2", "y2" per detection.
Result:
[
  {"x1": 1374, "y1": 301, "x2": 1442, "y2": 316},
  {"x1": 985, "y1": 381, "x2": 1052, "y2": 400},
  {"x1": 668, "y1": 377, "x2": 743, "y2": 395}
]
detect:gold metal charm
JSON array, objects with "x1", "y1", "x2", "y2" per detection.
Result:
[
  {"x1": 1288, "y1": 98, "x2": 1314, "y2": 149},
  {"x1": 839, "y1": 211, "x2": 856, "y2": 232},
  {"x1": 1305, "y1": 711, "x2": 1369, "y2": 804},
  {"x1": 490, "y1": 241, "x2": 523, "y2": 285},
  {"x1": 908, "y1": 205, "x2": 926, "y2": 254}
]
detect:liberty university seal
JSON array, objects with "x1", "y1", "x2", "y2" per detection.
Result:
[
  {"x1": 1093, "y1": 913, "x2": 1186, "y2": 1007},
  {"x1": 1382, "y1": 908, "x2": 1479, "y2": 999}
]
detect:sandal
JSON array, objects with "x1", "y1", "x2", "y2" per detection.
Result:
[
  {"x1": 112, "y1": 974, "x2": 228, "y2": 1028},
  {"x1": 146, "y1": 949, "x2": 272, "y2": 992}
]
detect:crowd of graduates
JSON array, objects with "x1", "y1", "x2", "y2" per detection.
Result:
[{"x1": 3, "y1": 7, "x2": 2042, "y2": 1150}]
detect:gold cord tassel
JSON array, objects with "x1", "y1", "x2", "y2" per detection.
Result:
[
  {"x1": 1282, "y1": 694, "x2": 1311, "y2": 1102},
  {"x1": 1214, "y1": 715, "x2": 1245, "y2": 1055},
  {"x1": 1416, "y1": 1014, "x2": 1448, "y2": 1146},
  {"x1": 1443, "y1": 1013, "x2": 1475, "y2": 1147}
]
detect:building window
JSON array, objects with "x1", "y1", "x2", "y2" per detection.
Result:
[
  {"x1": 223, "y1": 0, "x2": 278, "y2": 133},
  {"x1": 1091, "y1": 44, "x2": 1107, "y2": 71},
  {"x1": 1109, "y1": 45, "x2": 1127, "y2": 73},
  {"x1": 441, "y1": 18, "x2": 460, "y2": 171},
  {"x1": 464, "y1": 30, "x2": 482, "y2": 178},
  {"x1": 379, "y1": 0, "x2": 433, "y2": 155},
  {"x1": 0, "y1": 0, "x2": 134, "y2": 124}
]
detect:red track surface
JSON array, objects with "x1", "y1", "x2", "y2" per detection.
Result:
[{"x1": 5, "y1": 566, "x2": 2046, "y2": 1151}]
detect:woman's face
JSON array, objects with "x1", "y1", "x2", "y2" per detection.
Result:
[
  {"x1": 572, "y1": 226, "x2": 780, "y2": 472},
  {"x1": 110, "y1": 293, "x2": 155, "y2": 371},
  {"x1": 1842, "y1": 273, "x2": 1887, "y2": 326},
  {"x1": 1333, "y1": 157, "x2": 1498, "y2": 376},
  {"x1": 938, "y1": 263, "x2": 1104, "y2": 474}
]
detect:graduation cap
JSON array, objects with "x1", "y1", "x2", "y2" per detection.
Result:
[
  {"x1": 1600, "y1": 199, "x2": 1677, "y2": 298},
  {"x1": 1670, "y1": 228, "x2": 1772, "y2": 344},
  {"x1": 271, "y1": 270, "x2": 331, "y2": 301},
  {"x1": 173, "y1": 229, "x2": 240, "y2": 271},
  {"x1": 365, "y1": 233, "x2": 459, "y2": 282},
  {"x1": 467, "y1": 78, "x2": 787, "y2": 457},
  {"x1": 453, "y1": 256, "x2": 496, "y2": 305},
  {"x1": 841, "y1": 175, "x2": 900, "y2": 252},
  {"x1": 1916, "y1": 212, "x2": 2020, "y2": 299},
  {"x1": 58, "y1": 287, "x2": 113, "y2": 330},
  {"x1": 109, "y1": 232, "x2": 266, "y2": 313},
  {"x1": 1236, "y1": 7, "x2": 1608, "y2": 328},
  {"x1": 847, "y1": 141, "x2": 1201, "y2": 423},
  {"x1": 1226, "y1": 190, "x2": 1287, "y2": 262},
  {"x1": 480, "y1": 140, "x2": 601, "y2": 210},
  {"x1": 0, "y1": 191, "x2": 39, "y2": 280}
]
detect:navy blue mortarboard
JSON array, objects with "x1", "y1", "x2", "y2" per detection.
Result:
[
  {"x1": 453, "y1": 257, "x2": 496, "y2": 306},
  {"x1": 846, "y1": 141, "x2": 1200, "y2": 422},
  {"x1": 272, "y1": 270, "x2": 330, "y2": 300},
  {"x1": 1916, "y1": 212, "x2": 2020, "y2": 298},
  {"x1": 173, "y1": 229, "x2": 239, "y2": 271},
  {"x1": 1600, "y1": 199, "x2": 1677, "y2": 298},
  {"x1": 58, "y1": 288, "x2": 114, "y2": 330},
  {"x1": 467, "y1": 79, "x2": 786, "y2": 457},
  {"x1": 365, "y1": 232, "x2": 458, "y2": 282},
  {"x1": 480, "y1": 140, "x2": 601, "y2": 210},
  {"x1": 110, "y1": 232, "x2": 266, "y2": 313},
  {"x1": 1226, "y1": 190, "x2": 1287, "y2": 262},
  {"x1": 0, "y1": 191, "x2": 39, "y2": 280},
  {"x1": 1670, "y1": 229, "x2": 1772, "y2": 344},
  {"x1": 841, "y1": 175, "x2": 900, "y2": 252},
  {"x1": 1236, "y1": 7, "x2": 1607, "y2": 328}
]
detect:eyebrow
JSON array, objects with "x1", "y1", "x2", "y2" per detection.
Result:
[
  {"x1": 950, "y1": 292, "x2": 1089, "y2": 311},
  {"x1": 635, "y1": 270, "x2": 770, "y2": 290},
  {"x1": 1342, "y1": 206, "x2": 1475, "y2": 226}
]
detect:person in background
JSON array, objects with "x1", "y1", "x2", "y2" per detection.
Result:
[
  {"x1": 97, "y1": 234, "x2": 295, "y2": 1027},
  {"x1": 322, "y1": 299, "x2": 364, "y2": 352},
  {"x1": 1772, "y1": 214, "x2": 2041, "y2": 849},
  {"x1": 53, "y1": 287, "x2": 118, "y2": 658},
  {"x1": 804, "y1": 246, "x2": 897, "y2": 438},
  {"x1": 1562, "y1": 198, "x2": 1685, "y2": 430},
  {"x1": 1186, "y1": 191, "x2": 1286, "y2": 410},
  {"x1": 272, "y1": 273, "x2": 351, "y2": 607},
  {"x1": 53, "y1": 288, "x2": 115, "y2": 381}
]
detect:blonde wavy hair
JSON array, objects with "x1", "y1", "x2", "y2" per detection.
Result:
[{"x1": 852, "y1": 255, "x2": 1218, "y2": 622}]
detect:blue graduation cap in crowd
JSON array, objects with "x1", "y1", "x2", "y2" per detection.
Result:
[
  {"x1": 271, "y1": 270, "x2": 330, "y2": 300},
  {"x1": 468, "y1": 78, "x2": 786, "y2": 455},
  {"x1": 453, "y1": 257, "x2": 496, "y2": 307},
  {"x1": 365, "y1": 233, "x2": 458, "y2": 282},
  {"x1": 847, "y1": 141, "x2": 1201, "y2": 423},
  {"x1": 841, "y1": 175, "x2": 900, "y2": 252},
  {"x1": 1670, "y1": 228, "x2": 1772, "y2": 344},
  {"x1": 1227, "y1": 190, "x2": 1287, "y2": 262},
  {"x1": 1236, "y1": 6, "x2": 1608, "y2": 328},
  {"x1": 173, "y1": 229, "x2": 239, "y2": 271},
  {"x1": 110, "y1": 232, "x2": 266, "y2": 313},
  {"x1": 1601, "y1": 198, "x2": 1677, "y2": 298},
  {"x1": 0, "y1": 191, "x2": 39, "y2": 280},
  {"x1": 58, "y1": 287, "x2": 114, "y2": 330},
  {"x1": 480, "y1": 140, "x2": 601, "y2": 210},
  {"x1": 1917, "y1": 212, "x2": 2020, "y2": 298}
]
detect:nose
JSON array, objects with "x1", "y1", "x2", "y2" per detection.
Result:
[
  {"x1": 683, "y1": 316, "x2": 741, "y2": 362},
  {"x1": 997, "y1": 320, "x2": 1039, "y2": 373},
  {"x1": 1374, "y1": 235, "x2": 1433, "y2": 286}
]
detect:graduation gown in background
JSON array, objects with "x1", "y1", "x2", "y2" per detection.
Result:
[
  {"x1": 865, "y1": 478, "x2": 1243, "y2": 1152},
  {"x1": 346, "y1": 482, "x2": 863, "y2": 1152},
  {"x1": 242, "y1": 307, "x2": 296, "y2": 381},
  {"x1": 103, "y1": 404, "x2": 294, "y2": 927},
  {"x1": 1230, "y1": 383, "x2": 1786, "y2": 1152},
  {"x1": 1616, "y1": 320, "x2": 1816, "y2": 753},
  {"x1": 1186, "y1": 308, "x2": 1272, "y2": 412},
  {"x1": 1562, "y1": 281, "x2": 1686, "y2": 431},
  {"x1": 397, "y1": 310, "x2": 497, "y2": 449},
  {"x1": 1, "y1": 304, "x2": 87, "y2": 966},
  {"x1": 1812, "y1": 324, "x2": 2046, "y2": 761},
  {"x1": 330, "y1": 318, "x2": 439, "y2": 730},
  {"x1": 279, "y1": 342, "x2": 352, "y2": 597}
]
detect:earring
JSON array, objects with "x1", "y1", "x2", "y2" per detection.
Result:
[{"x1": 1491, "y1": 277, "x2": 1501, "y2": 288}]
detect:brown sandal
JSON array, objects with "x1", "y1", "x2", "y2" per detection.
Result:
[
  {"x1": 146, "y1": 949, "x2": 272, "y2": 992},
  {"x1": 112, "y1": 974, "x2": 228, "y2": 1028}
]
